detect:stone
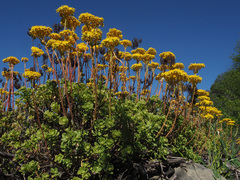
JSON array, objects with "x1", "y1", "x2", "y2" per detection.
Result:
[{"x1": 174, "y1": 162, "x2": 227, "y2": 180}]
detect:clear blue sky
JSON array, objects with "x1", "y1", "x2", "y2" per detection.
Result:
[{"x1": 1, "y1": 0, "x2": 240, "y2": 91}]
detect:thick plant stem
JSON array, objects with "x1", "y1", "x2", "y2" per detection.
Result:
[
  {"x1": 109, "y1": 51, "x2": 113, "y2": 119},
  {"x1": 156, "y1": 103, "x2": 172, "y2": 138},
  {"x1": 45, "y1": 46, "x2": 66, "y2": 117},
  {"x1": 32, "y1": 90, "x2": 49, "y2": 152}
]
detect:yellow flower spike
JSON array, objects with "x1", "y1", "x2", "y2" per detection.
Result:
[
  {"x1": 120, "y1": 39, "x2": 132, "y2": 49},
  {"x1": 56, "y1": 5, "x2": 75, "y2": 18},
  {"x1": 31, "y1": 47, "x2": 44, "y2": 57},
  {"x1": 3, "y1": 56, "x2": 20, "y2": 66},
  {"x1": 188, "y1": 63, "x2": 205, "y2": 74}
]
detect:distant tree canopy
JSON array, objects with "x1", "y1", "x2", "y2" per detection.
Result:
[{"x1": 210, "y1": 41, "x2": 240, "y2": 123}]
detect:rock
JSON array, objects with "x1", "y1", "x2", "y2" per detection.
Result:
[{"x1": 174, "y1": 162, "x2": 227, "y2": 180}]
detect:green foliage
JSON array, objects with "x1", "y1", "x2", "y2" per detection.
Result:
[
  {"x1": 0, "y1": 80, "x2": 202, "y2": 179},
  {"x1": 210, "y1": 69, "x2": 240, "y2": 122}
]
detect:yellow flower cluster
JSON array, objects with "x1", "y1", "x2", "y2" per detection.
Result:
[
  {"x1": 237, "y1": 138, "x2": 240, "y2": 145},
  {"x1": 115, "y1": 91, "x2": 129, "y2": 97},
  {"x1": 196, "y1": 89, "x2": 209, "y2": 96},
  {"x1": 97, "y1": 64, "x2": 108, "y2": 70},
  {"x1": 155, "y1": 73, "x2": 164, "y2": 81},
  {"x1": 47, "y1": 40, "x2": 71, "y2": 53},
  {"x1": 188, "y1": 75, "x2": 202, "y2": 85},
  {"x1": 120, "y1": 75, "x2": 129, "y2": 82},
  {"x1": 204, "y1": 106, "x2": 221, "y2": 115},
  {"x1": 41, "y1": 64, "x2": 48, "y2": 69},
  {"x1": 46, "y1": 67, "x2": 53, "y2": 73},
  {"x1": 120, "y1": 40, "x2": 132, "y2": 49},
  {"x1": 159, "y1": 51, "x2": 176, "y2": 60},
  {"x1": 199, "y1": 100, "x2": 213, "y2": 106},
  {"x1": 129, "y1": 76, "x2": 136, "y2": 80},
  {"x1": 141, "y1": 89, "x2": 150, "y2": 96},
  {"x1": 148, "y1": 62, "x2": 159, "y2": 69},
  {"x1": 21, "y1": 57, "x2": 29, "y2": 63},
  {"x1": 157, "y1": 64, "x2": 168, "y2": 72},
  {"x1": 170, "y1": 63, "x2": 184, "y2": 70},
  {"x1": 101, "y1": 37, "x2": 120, "y2": 49},
  {"x1": 118, "y1": 51, "x2": 132, "y2": 61},
  {"x1": 146, "y1": 47, "x2": 157, "y2": 56},
  {"x1": 86, "y1": 82, "x2": 93, "y2": 87},
  {"x1": 143, "y1": 54, "x2": 155, "y2": 64},
  {"x1": 132, "y1": 53, "x2": 144, "y2": 62},
  {"x1": 219, "y1": 118, "x2": 235, "y2": 126},
  {"x1": 79, "y1": 12, "x2": 104, "y2": 28},
  {"x1": 188, "y1": 63, "x2": 205, "y2": 74},
  {"x1": 29, "y1": 26, "x2": 52, "y2": 39},
  {"x1": 59, "y1": 30, "x2": 79, "y2": 42},
  {"x1": 201, "y1": 113, "x2": 214, "y2": 120},
  {"x1": 2, "y1": 71, "x2": 18, "y2": 80},
  {"x1": 131, "y1": 48, "x2": 146, "y2": 55},
  {"x1": 161, "y1": 69, "x2": 188, "y2": 84},
  {"x1": 56, "y1": 5, "x2": 75, "y2": 18},
  {"x1": 131, "y1": 63, "x2": 143, "y2": 71},
  {"x1": 81, "y1": 27, "x2": 103, "y2": 44},
  {"x1": 197, "y1": 96, "x2": 210, "y2": 101},
  {"x1": 49, "y1": 33, "x2": 61, "y2": 40},
  {"x1": 31, "y1": 46, "x2": 44, "y2": 57},
  {"x1": 23, "y1": 70, "x2": 41, "y2": 80},
  {"x1": 61, "y1": 16, "x2": 80, "y2": 30},
  {"x1": 106, "y1": 28, "x2": 123, "y2": 39},
  {"x1": 119, "y1": 66, "x2": 128, "y2": 72},
  {"x1": 2, "y1": 56, "x2": 20, "y2": 66},
  {"x1": 0, "y1": 88, "x2": 8, "y2": 95},
  {"x1": 77, "y1": 43, "x2": 88, "y2": 52}
]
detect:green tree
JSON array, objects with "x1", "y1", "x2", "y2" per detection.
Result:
[{"x1": 210, "y1": 41, "x2": 240, "y2": 123}]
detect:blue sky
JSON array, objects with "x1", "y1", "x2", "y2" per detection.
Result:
[{"x1": 0, "y1": 0, "x2": 240, "y2": 91}]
